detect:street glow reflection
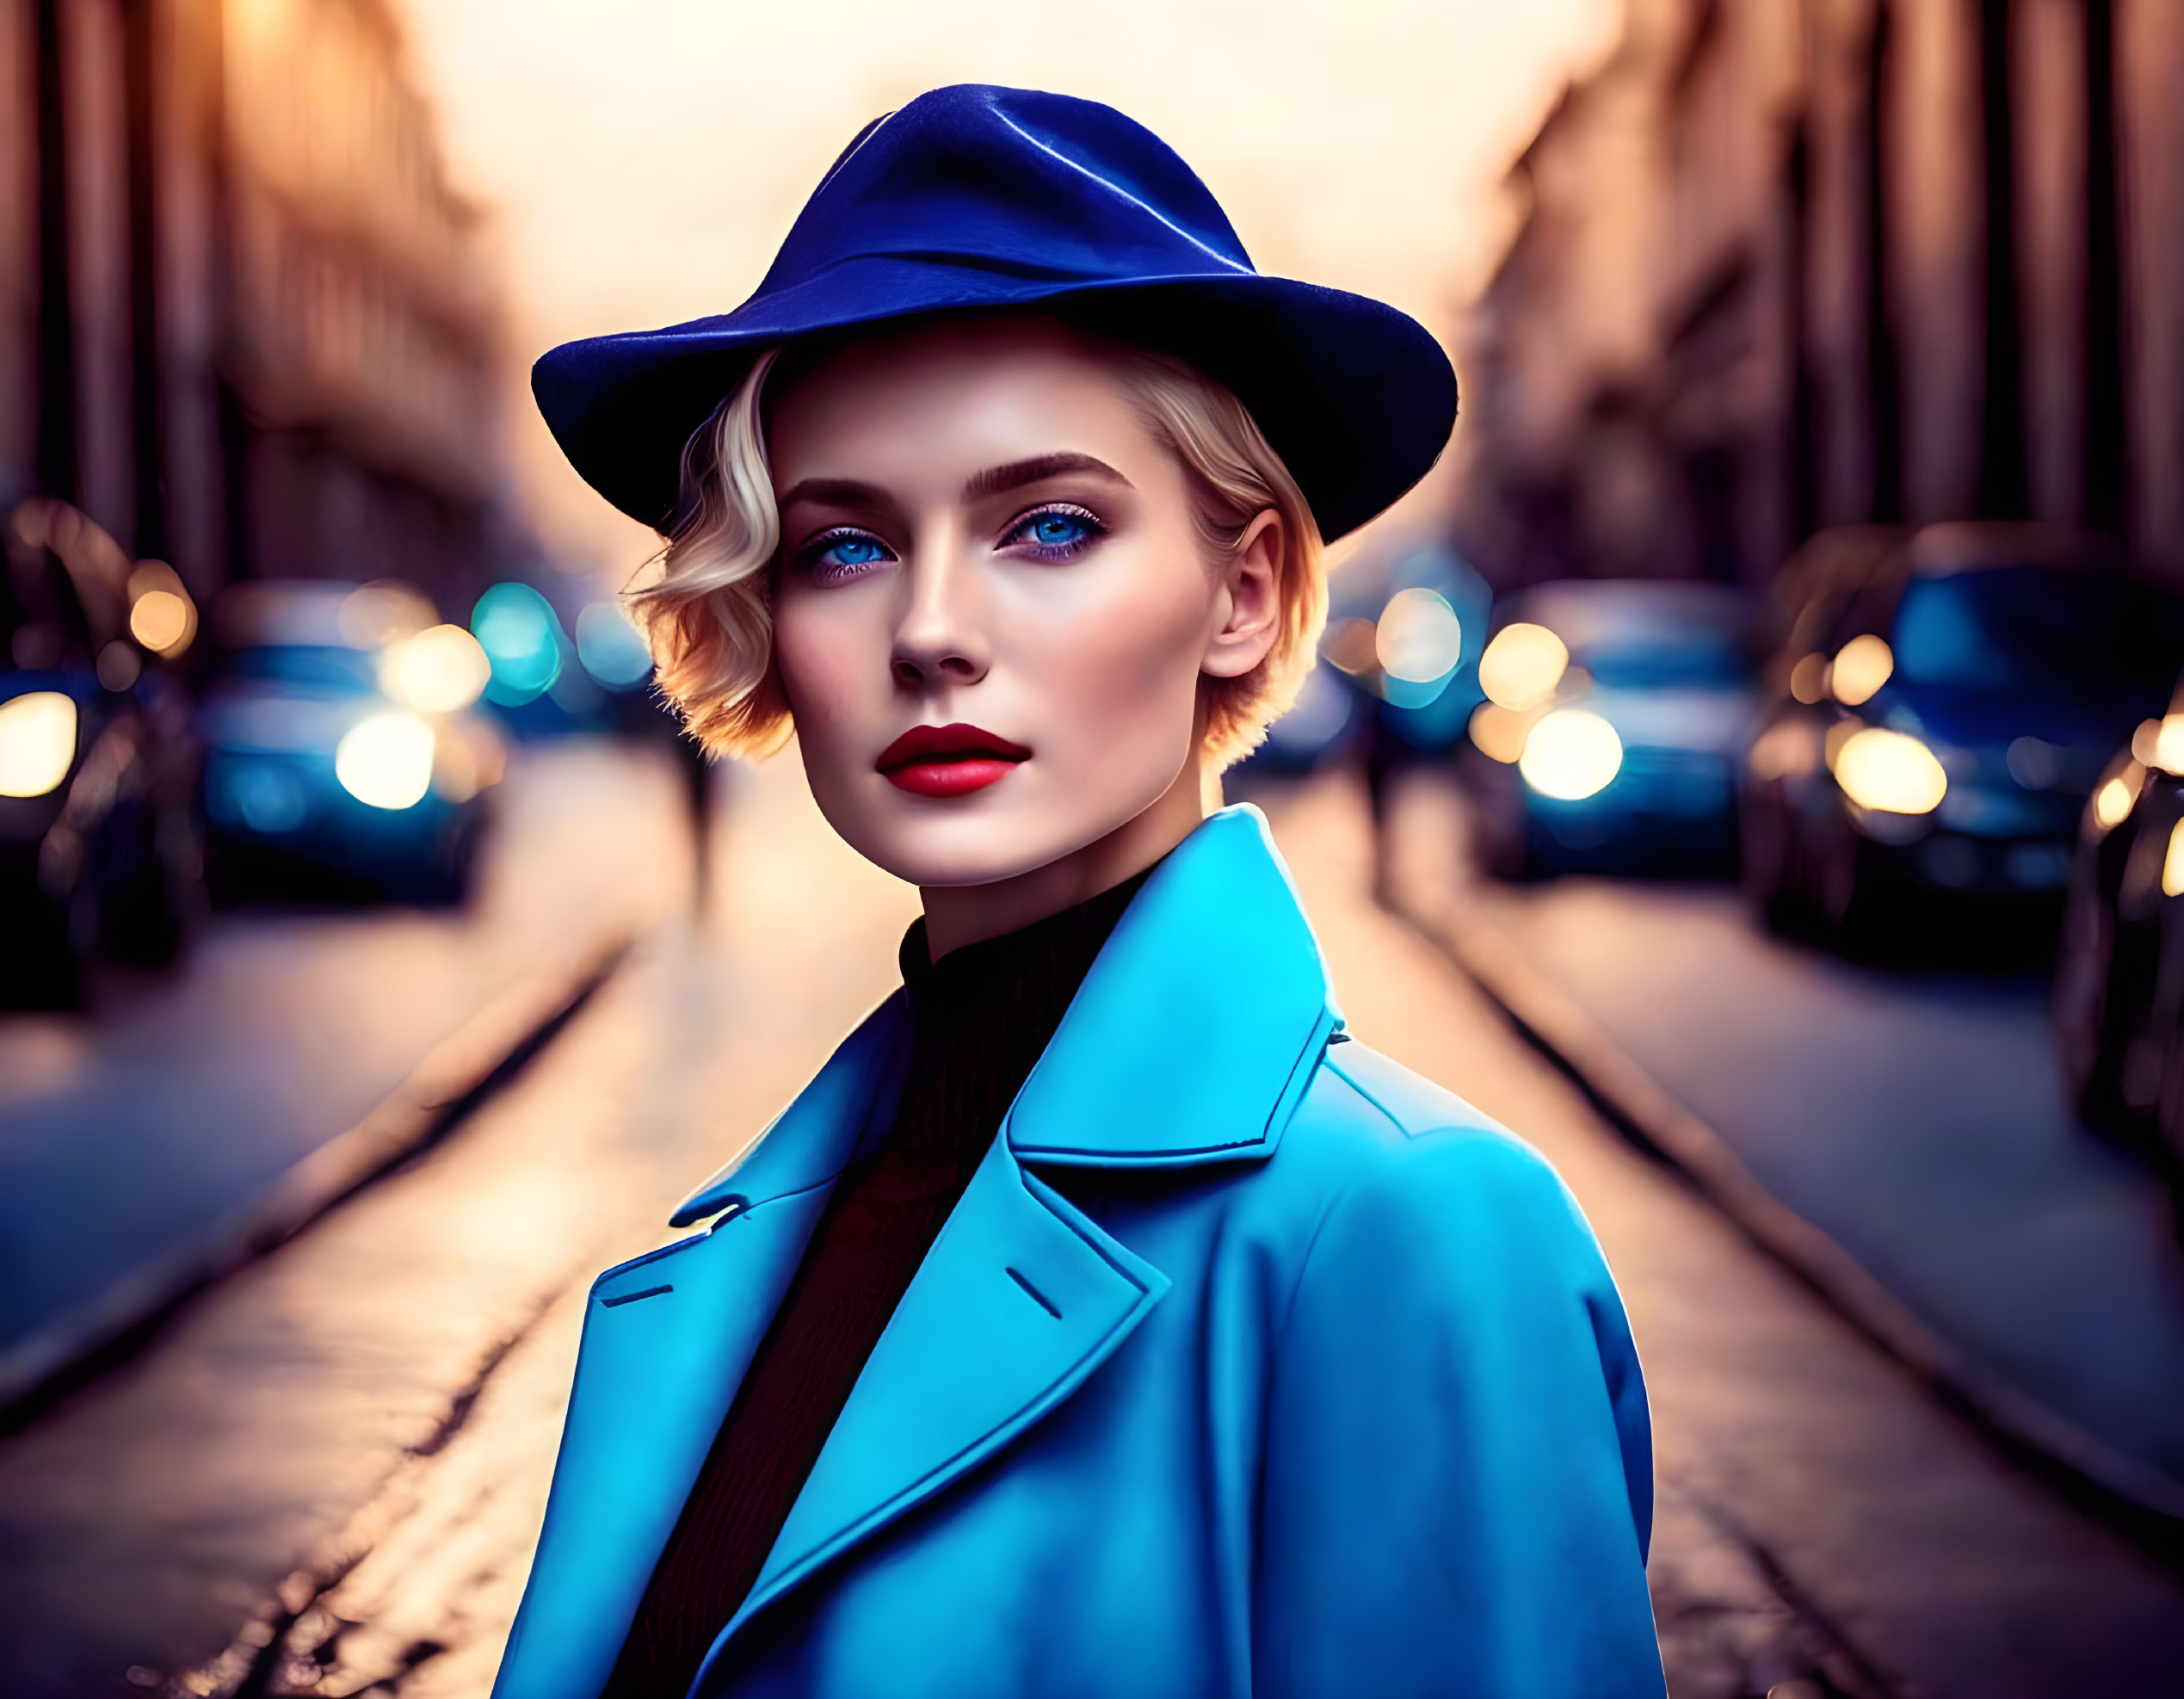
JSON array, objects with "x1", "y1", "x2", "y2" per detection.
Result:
[
  {"x1": 1519, "y1": 707, "x2": 1621, "y2": 800},
  {"x1": 2166, "y1": 819, "x2": 2184, "y2": 899},
  {"x1": 381, "y1": 624, "x2": 492, "y2": 713},
  {"x1": 1829, "y1": 634, "x2": 1893, "y2": 706},
  {"x1": 0, "y1": 691, "x2": 78, "y2": 797},
  {"x1": 2092, "y1": 767, "x2": 2142, "y2": 831},
  {"x1": 1478, "y1": 622, "x2": 1569, "y2": 710},
  {"x1": 336, "y1": 710, "x2": 436, "y2": 810},
  {"x1": 1375, "y1": 589, "x2": 1464, "y2": 683},
  {"x1": 1832, "y1": 726, "x2": 1946, "y2": 814}
]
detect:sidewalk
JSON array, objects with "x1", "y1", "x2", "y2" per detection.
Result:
[
  {"x1": 1384, "y1": 769, "x2": 2184, "y2": 1524},
  {"x1": 0, "y1": 738, "x2": 691, "y2": 1412}
]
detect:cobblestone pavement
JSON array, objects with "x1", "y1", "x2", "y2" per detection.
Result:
[{"x1": 3, "y1": 759, "x2": 2178, "y2": 1697}]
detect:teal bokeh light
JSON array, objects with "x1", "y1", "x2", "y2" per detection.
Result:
[
  {"x1": 575, "y1": 602, "x2": 654, "y2": 692},
  {"x1": 471, "y1": 582, "x2": 565, "y2": 706}
]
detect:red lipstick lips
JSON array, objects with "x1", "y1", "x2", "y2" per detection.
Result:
[{"x1": 875, "y1": 722, "x2": 1033, "y2": 798}]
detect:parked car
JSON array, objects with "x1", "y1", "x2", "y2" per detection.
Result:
[
  {"x1": 1460, "y1": 578, "x2": 1759, "y2": 878},
  {"x1": 1, "y1": 498, "x2": 204, "y2": 1007},
  {"x1": 2053, "y1": 684, "x2": 2184, "y2": 1134},
  {"x1": 198, "y1": 580, "x2": 503, "y2": 906},
  {"x1": 1741, "y1": 524, "x2": 2184, "y2": 948}
]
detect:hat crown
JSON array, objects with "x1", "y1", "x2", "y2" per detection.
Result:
[{"x1": 759, "y1": 84, "x2": 1255, "y2": 296}]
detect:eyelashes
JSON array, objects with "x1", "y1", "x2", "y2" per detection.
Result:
[
  {"x1": 790, "y1": 503, "x2": 1110, "y2": 583},
  {"x1": 797, "y1": 527, "x2": 896, "y2": 584}
]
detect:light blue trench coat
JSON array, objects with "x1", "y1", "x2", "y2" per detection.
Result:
[{"x1": 492, "y1": 806, "x2": 1664, "y2": 1699}]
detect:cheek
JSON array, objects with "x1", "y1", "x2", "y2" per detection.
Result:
[
  {"x1": 772, "y1": 593, "x2": 879, "y2": 749},
  {"x1": 1027, "y1": 551, "x2": 1210, "y2": 734}
]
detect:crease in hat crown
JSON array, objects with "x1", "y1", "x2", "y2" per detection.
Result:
[{"x1": 533, "y1": 83, "x2": 1458, "y2": 542}]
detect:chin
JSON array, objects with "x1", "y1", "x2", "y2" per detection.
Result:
[
  {"x1": 823, "y1": 775, "x2": 1150, "y2": 892},
  {"x1": 849, "y1": 813, "x2": 1096, "y2": 891}
]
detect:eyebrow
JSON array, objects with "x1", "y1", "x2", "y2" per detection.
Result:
[
  {"x1": 962, "y1": 453, "x2": 1132, "y2": 503},
  {"x1": 776, "y1": 476, "x2": 893, "y2": 513},
  {"x1": 775, "y1": 453, "x2": 1132, "y2": 518}
]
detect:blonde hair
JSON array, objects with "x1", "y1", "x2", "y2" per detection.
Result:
[{"x1": 626, "y1": 331, "x2": 1327, "y2": 769}]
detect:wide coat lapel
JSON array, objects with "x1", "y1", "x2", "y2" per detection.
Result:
[
  {"x1": 690, "y1": 806, "x2": 1339, "y2": 1686},
  {"x1": 490, "y1": 998, "x2": 911, "y2": 1699},
  {"x1": 695, "y1": 1139, "x2": 1170, "y2": 1684}
]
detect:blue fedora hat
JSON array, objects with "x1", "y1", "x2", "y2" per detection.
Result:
[{"x1": 532, "y1": 84, "x2": 1456, "y2": 542}]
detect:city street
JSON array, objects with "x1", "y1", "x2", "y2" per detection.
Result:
[
  {"x1": 3, "y1": 753, "x2": 2181, "y2": 1697},
  {"x1": 1383, "y1": 772, "x2": 2184, "y2": 1519},
  {"x1": 0, "y1": 739, "x2": 690, "y2": 1411}
]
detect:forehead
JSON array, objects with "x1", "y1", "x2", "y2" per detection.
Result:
[{"x1": 764, "y1": 317, "x2": 1158, "y2": 475}]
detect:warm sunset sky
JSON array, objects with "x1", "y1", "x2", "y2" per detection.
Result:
[{"x1": 388, "y1": 0, "x2": 1622, "y2": 578}]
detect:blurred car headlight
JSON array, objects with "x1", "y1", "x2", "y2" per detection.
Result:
[
  {"x1": 2090, "y1": 763, "x2": 2143, "y2": 834},
  {"x1": 1519, "y1": 707, "x2": 1623, "y2": 800},
  {"x1": 1829, "y1": 634, "x2": 1893, "y2": 706},
  {"x1": 336, "y1": 710, "x2": 435, "y2": 810},
  {"x1": 1831, "y1": 726, "x2": 1947, "y2": 815},
  {"x1": 2130, "y1": 714, "x2": 2184, "y2": 778},
  {"x1": 0, "y1": 691, "x2": 78, "y2": 798},
  {"x1": 126, "y1": 560, "x2": 198, "y2": 657},
  {"x1": 380, "y1": 623, "x2": 492, "y2": 714},
  {"x1": 1478, "y1": 622, "x2": 1569, "y2": 711}
]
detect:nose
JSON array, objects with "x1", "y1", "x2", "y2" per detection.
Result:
[{"x1": 889, "y1": 550, "x2": 990, "y2": 692}]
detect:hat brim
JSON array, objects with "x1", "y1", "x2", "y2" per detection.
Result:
[{"x1": 530, "y1": 260, "x2": 1457, "y2": 543}]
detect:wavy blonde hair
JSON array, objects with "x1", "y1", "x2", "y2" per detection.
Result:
[{"x1": 626, "y1": 330, "x2": 1326, "y2": 769}]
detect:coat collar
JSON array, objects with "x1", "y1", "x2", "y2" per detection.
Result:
[
  {"x1": 494, "y1": 807, "x2": 1336, "y2": 1699},
  {"x1": 670, "y1": 803, "x2": 1339, "y2": 1227}
]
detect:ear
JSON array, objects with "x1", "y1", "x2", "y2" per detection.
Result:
[{"x1": 1200, "y1": 510, "x2": 1284, "y2": 680}]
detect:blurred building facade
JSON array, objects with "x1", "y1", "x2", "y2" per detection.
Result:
[
  {"x1": 0, "y1": 0, "x2": 503, "y2": 618},
  {"x1": 1459, "y1": 0, "x2": 2184, "y2": 591}
]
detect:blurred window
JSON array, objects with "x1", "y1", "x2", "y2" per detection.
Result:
[
  {"x1": 226, "y1": 644, "x2": 380, "y2": 695},
  {"x1": 1890, "y1": 570, "x2": 2184, "y2": 689},
  {"x1": 1578, "y1": 627, "x2": 1748, "y2": 689}
]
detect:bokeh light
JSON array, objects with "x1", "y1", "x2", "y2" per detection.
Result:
[
  {"x1": 1467, "y1": 701, "x2": 1533, "y2": 763},
  {"x1": 1518, "y1": 707, "x2": 1622, "y2": 800},
  {"x1": 335, "y1": 710, "x2": 437, "y2": 810},
  {"x1": 381, "y1": 624, "x2": 493, "y2": 714},
  {"x1": 2092, "y1": 767, "x2": 2143, "y2": 831},
  {"x1": 1790, "y1": 652, "x2": 1829, "y2": 705},
  {"x1": 2166, "y1": 819, "x2": 2184, "y2": 899},
  {"x1": 1478, "y1": 622, "x2": 1569, "y2": 711},
  {"x1": 471, "y1": 582, "x2": 565, "y2": 705},
  {"x1": 575, "y1": 602, "x2": 654, "y2": 691},
  {"x1": 2153, "y1": 714, "x2": 2184, "y2": 777},
  {"x1": 1832, "y1": 726, "x2": 1947, "y2": 815},
  {"x1": 1374, "y1": 589, "x2": 1465, "y2": 683},
  {"x1": 1829, "y1": 634, "x2": 1894, "y2": 706},
  {"x1": 128, "y1": 590, "x2": 190, "y2": 653},
  {"x1": 0, "y1": 691, "x2": 78, "y2": 798},
  {"x1": 340, "y1": 581, "x2": 437, "y2": 649}
]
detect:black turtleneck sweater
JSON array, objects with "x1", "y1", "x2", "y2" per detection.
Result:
[{"x1": 602, "y1": 869, "x2": 1152, "y2": 1697}]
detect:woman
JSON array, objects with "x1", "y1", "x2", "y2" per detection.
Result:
[{"x1": 495, "y1": 85, "x2": 1662, "y2": 1699}]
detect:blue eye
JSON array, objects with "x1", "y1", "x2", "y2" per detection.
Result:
[
  {"x1": 1005, "y1": 505, "x2": 1104, "y2": 558},
  {"x1": 804, "y1": 529, "x2": 895, "y2": 578}
]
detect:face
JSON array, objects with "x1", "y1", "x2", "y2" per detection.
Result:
[{"x1": 766, "y1": 317, "x2": 1279, "y2": 908}]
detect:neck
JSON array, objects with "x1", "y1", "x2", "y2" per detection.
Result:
[{"x1": 917, "y1": 756, "x2": 1214, "y2": 961}]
